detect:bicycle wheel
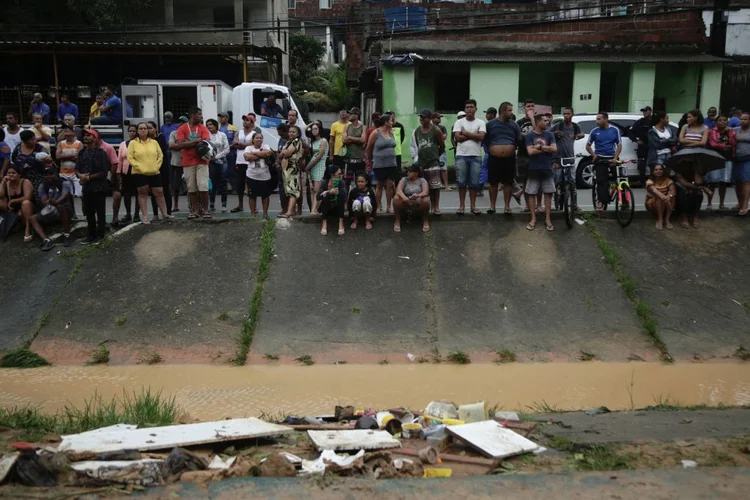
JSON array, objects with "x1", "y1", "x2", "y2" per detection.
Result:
[
  {"x1": 563, "y1": 184, "x2": 574, "y2": 229},
  {"x1": 615, "y1": 184, "x2": 635, "y2": 228}
]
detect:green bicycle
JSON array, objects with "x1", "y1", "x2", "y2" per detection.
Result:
[{"x1": 591, "y1": 159, "x2": 636, "y2": 228}]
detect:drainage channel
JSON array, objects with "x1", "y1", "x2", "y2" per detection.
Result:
[{"x1": 1, "y1": 363, "x2": 749, "y2": 420}]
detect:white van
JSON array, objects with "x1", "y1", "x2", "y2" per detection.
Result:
[{"x1": 232, "y1": 82, "x2": 306, "y2": 146}]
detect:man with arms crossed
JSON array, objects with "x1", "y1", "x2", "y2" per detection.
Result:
[{"x1": 452, "y1": 99, "x2": 486, "y2": 216}]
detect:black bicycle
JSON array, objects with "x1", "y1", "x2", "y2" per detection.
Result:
[
  {"x1": 554, "y1": 157, "x2": 578, "y2": 229},
  {"x1": 591, "y1": 159, "x2": 636, "y2": 228}
]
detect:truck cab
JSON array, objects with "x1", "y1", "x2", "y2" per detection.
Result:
[{"x1": 232, "y1": 83, "x2": 306, "y2": 146}]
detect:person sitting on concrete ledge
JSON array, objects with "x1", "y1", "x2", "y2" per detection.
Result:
[
  {"x1": 645, "y1": 164, "x2": 675, "y2": 230},
  {"x1": 348, "y1": 173, "x2": 376, "y2": 230},
  {"x1": 318, "y1": 165, "x2": 347, "y2": 236},
  {"x1": 394, "y1": 164, "x2": 430, "y2": 233},
  {"x1": 30, "y1": 166, "x2": 74, "y2": 250}
]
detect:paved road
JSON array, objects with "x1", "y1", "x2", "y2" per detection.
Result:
[{"x1": 70, "y1": 187, "x2": 741, "y2": 219}]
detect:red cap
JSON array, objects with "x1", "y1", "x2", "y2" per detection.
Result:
[
  {"x1": 83, "y1": 129, "x2": 100, "y2": 140},
  {"x1": 243, "y1": 113, "x2": 256, "y2": 121}
]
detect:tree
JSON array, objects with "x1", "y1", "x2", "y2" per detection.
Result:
[
  {"x1": 289, "y1": 33, "x2": 327, "y2": 92},
  {"x1": 3, "y1": 0, "x2": 153, "y2": 30}
]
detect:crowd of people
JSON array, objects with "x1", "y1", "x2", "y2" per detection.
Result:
[{"x1": 1, "y1": 88, "x2": 749, "y2": 249}]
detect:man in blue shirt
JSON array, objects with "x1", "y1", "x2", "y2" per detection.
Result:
[
  {"x1": 90, "y1": 85, "x2": 122, "y2": 125},
  {"x1": 704, "y1": 107, "x2": 717, "y2": 129},
  {"x1": 586, "y1": 112, "x2": 622, "y2": 211},
  {"x1": 260, "y1": 95, "x2": 283, "y2": 118},
  {"x1": 728, "y1": 108, "x2": 742, "y2": 128},
  {"x1": 28, "y1": 93, "x2": 51, "y2": 124},
  {"x1": 56, "y1": 95, "x2": 79, "y2": 123},
  {"x1": 161, "y1": 111, "x2": 179, "y2": 139}
]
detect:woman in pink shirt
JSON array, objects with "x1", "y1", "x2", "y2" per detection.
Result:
[{"x1": 113, "y1": 125, "x2": 139, "y2": 225}]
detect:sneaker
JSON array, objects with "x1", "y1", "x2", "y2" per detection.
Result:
[
  {"x1": 80, "y1": 236, "x2": 96, "y2": 245},
  {"x1": 40, "y1": 239, "x2": 55, "y2": 252},
  {"x1": 121, "y1": 215, "x2": 132, "y2": 224},
  {"x1": 63, "y1": 234, "x2": 73, "y2": 247},
  {"x1": 93, "y1": 236, "x2": 103, "y2": 245},
  {"x1": 221, "y1": 205, "x2": 228, "y2": 213},
  {"x1": 133, "y1": 215, "x2": 141, "y2": 223}
]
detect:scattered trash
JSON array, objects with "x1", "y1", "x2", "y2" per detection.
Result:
[
  {"x1": 161, "y1": 448, "x2": 207, "y2": 480},
  {"x1": 58, "y1": 418, "x2": 292, "y2": 454},
  {"x1": 401, "y1": 423, "x2": 422, "y2": 439},
  {"x1": 208, "y1": 456, "x2": 236, "y2": 470},
  {"x1": 335, "y1": 405, "x2": 355, "y2": 420},
  {"x1": 425, "y1": 401, "x2": 459, "y2": 420},
  {"x1": 575, "y1": 218, "x2": 585, "y2": 225},
  {"x1": 682, "y1": 460, "x2": 697, "y2": 469},
  {"x1": 94, "y1": 449, "x2": 142, "y2": 461},
  {"x1": 0, "y1": 453, "x2": 20, "y2": 484},
  {"x1": 446, "y1": 420, "x2": 539, "y2": 459},
  {"x1": 406, "y1": 353, "x2": 416, "y2": 362},
  {"x1": 584, "y1": 406, "x2": 611, "y2": 416},
  {"x1": 259, "y1": 453, "x2": 296, "y2": 477},
  {"x1": 300, "y1": 449, "x2": 365, "y2": 476},
  {"x1": 423, "y1": 468, "x2": 452, "y2": 478},
  {"x1": 458, "y1": 402, "x2": 486, "y2": 423},
  {"x1": 72, "y1": 460, "x2": 164, "y2": 487},
  {"x1": 418, "y1": 447, "x2": 438, "y2": 465},
  {"x1": 354, "y1": 416, "x2": 379, "y2": 430},
  {"x1": 419, "y1": 425, "x2": 447, "y2": 440},
  {"x1": 675, "y1": 440, "x2": 695, "y2": 448},
  {"x1": 494, "y1": 411, "x2": 520, "y2": 421},
  {"x1": 15, "y1": 448, "x2": 57, "y2": 487},
  {"x1": 307, "y1": 430, "x2": 402, "y2": 452},
  {"x1": 397, "y1": 256, "x2": 410, "y2": 259}
]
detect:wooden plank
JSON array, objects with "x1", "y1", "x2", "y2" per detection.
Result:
[
  {"x1": 58, "y1": 418, "x2": 292, "y2": 454},
  {"x1": 446, "y1": 420, "x2": 539, "y2": 460},
  {"x1": 307, "y1": 430, "x2": 401, "y2": 452},
  {"x1": 395, "y1": 448, "x2": 495, "y2": 467}
]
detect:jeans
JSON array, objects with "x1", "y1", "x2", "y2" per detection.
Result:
[
  {"x1": 594, "y1": 159, "x2": 614, "y2": 208},
  {"x1": 455, "y1": 156, "x2": 481, "y2": 188},
  {"x1": 82, "y1": 191, "x2": 107, "y2": 238},
  {"x1": 209, "y1": 159, "x2": 228, "y2": 207}
]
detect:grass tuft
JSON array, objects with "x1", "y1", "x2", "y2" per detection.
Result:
[
  {"x1": 88, "y1": 344, "x2": 110, "y2": 365},
  {"x1": 548, "y1": 435, "x2": 574, "y2": 452},
  {"x1": 429, "y1": 347, "x2": 443, "y2": 364},
  {"x1": 218, "y1": 309, "x2": 230, "y2": 321},
  {"x1": 295, "y1": 354, "x2": 315, "y2": 366},
  {"x1": 574, "y1": 444, "x2": 634, "y2": 471},
  {"x1": 114, "y1": 315, "x2": 127, "y2": 327},
  {"x1": 379, "y1": 358, "x2": 389, "y2": 365},
  {"x1": 139, "y1": 352, "x2": 162, "y2": 365},
  {"x1": 351, "y1": 306, "x2": 361, "y2": 314},
  {"x1": 0, "y1": 348, "x2": 51, "y2": 368},
  {"x1": 584, "y1": 220, "x2": 672, "y2": 362},
  {"x1": 232, "y1": 220, "x2": 276, "y2": 365},
  {"x1": 495, "y1": 349, "x2": 517, "y2": 364},
  {"x1": 263, "y1": 353, "x2": 280, "y2": 361},
  {"x1": 734, "y1": 346, "x2": 750, "y2": 361},
  {"x1": 579, "y1": 350, "x2": 596, "y2": 361},
  {"x1": 446, "y1": 351, "x2": 470, "y2": 364},
  {"x1": 526, "y1": 400, "x2": 561, "y2": 413}
]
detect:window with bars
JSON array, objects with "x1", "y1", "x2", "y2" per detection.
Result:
[{"x1": 319, "y1": 0, "x2": 332, "y2": 10}]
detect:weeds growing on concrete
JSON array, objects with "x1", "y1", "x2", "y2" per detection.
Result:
[
  {"x1": 263, "y1": 353, "x2": 280, "y2": 361},
  {"x1": 232, "y1": 220, "x2": 276, "y2": 365},
  {"x1": 447, "y1": 351, "x2": 470, "y2": 364},
  {"x1": 217, "y1": 309, "x2": 230, "y2": 321},
  {"x1": 526, "y1": 400, "x2": 561, "y2": 413},
  {"x1": 548, "y1": 435, "x2": 575, "y2": 452},
  {"x1": 379, "y1": 358, "x2": 389, "y2": 365},
  {"x1": 574, "y1": 444, "x2": 634, "y2": 471},
  {"x1": 0, "y1": 348, "x2": 51, "y2": 368},
  {"x1": 626, "y1": 368, "x2": 636, "y2": 410},
  {"x1": 257, "y1": 410, "x2": 291, "y2": 423},
  {"x1": 0, "y1": 388, "x2": 180, "y2": 437},
  {"x1": 734, "y1": 346, "x2": 750, "y2": 361},
  {"x1": 295, "y1": 355, "x2": 314, "y2": 366},
  {"x1": 139, "y1": 352, "x2": 162, "y2": 365},
  {"x1": 351, "y1": 306, "x2": 361, "y2": 314},
  {"x1": 430, "y1": 347, "x2": 443, "y2": 364},
  {"x1": 114, "y1": 315, "x2": 127, "y2": 327},
  {"x1": 495, "y1": 349, "x2": 517, "y2": 363},
  {"x1": 88, "y1": 344, "x2": 110, "y2": 365},
  {"x1": 579, "y1": 350, "x2": 596, "y2": 361},
  {"x1": 584, "y1": 220, "x2": 672, "y2": 362}
]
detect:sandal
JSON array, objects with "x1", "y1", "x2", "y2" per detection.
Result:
[
  {"x1": 545, "y1": 222, "x2": 554, "y2": 232},
  {"x1": 203, "y1": 213, "x2": 212, "y2": 219},
  {"x1": 230, "y1": 207, "x2": 243, "y2": 213},
  {"x1": 456, "y1": 208, "x2": 465, "y2": 216},
  {"x1": 680, "y1": 221, "x2": 691, "y2": 229},
  {"x1": 188, "y1": 213, "x2": 198, "y2": 220},
  {"x1": 365, "y1": 221, "x2": 373, "y2": 230},
  {"x1": 24, "y1": 235, "x2": 33, "y2": 243},
  {"x1": 692, "y1": 221, "x2": 701, "y2": 228},
  {"x1": 394, "y1": 224, "x2": 401, "y2": 233},
  {"x1": 487, "y1": 208, "x2": 496, "y2": 214},
  {"x1": 655, "y1": 222, "x2": 663, "y2": 230},
  {"x1": 665, "y1": 222, "x2": 674, "y2": 229},
  {"x1": 278, "y1": 213, "x2": 289, "y2": 219},
  {"x1": 472, "y1": 208, "x2": 481, "y2": 216},
  {"x1": 320, "y1": 228, "x2": 327, "y2": 236},
  {"x1": 526, "y1": 223, "x2": 536, "y2": 231},
  {"x1": 350, "y1": 221, "x2": 358, "y2": 230},
  {"x1": 338, "y1": 228, "x2": 345, "y2": 236},
  {"x1": 433, "y1": 210, "x2": 441, "y2": 217},
  {"x1": 423, "y1": 223, "x2": 430, "y2": 233},
  {"x1": 163, "y1": 215, "x2": 175, "y2": 221},
  {"x1": 504, "y1": 208, "x2": 512, "y2": 215},
  {"x1": 739, "y1": 209, "x2": 748, "y2": 216}
]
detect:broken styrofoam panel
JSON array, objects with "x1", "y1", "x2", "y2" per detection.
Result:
[
  {"x1": 208, "y1": 455, "x2": 237, "y2": 470},
  {"x1": 71, "y1": 459, "x2": 163, "y2": 472},
  {"x1": 446, "y1": 420, "x2": 539, "y2": 460},
  {"x1": 66, "y1": 424, "x2": 138, "y2": 438},
  {"x1": 300, "y1": 449, "x2": 365, "y2": 475},
  {"x1": 495, "y1": 412, "x2": 520, "y2": 421},
  {"x1": 0, "y1": 453, "x2": 20, "y2": 484},
  {"x1": 58, "y1": 418, "x2": 292, "y2": 454},
  {"x1": 307, "y1": 430, "x2": 401, "y2": 452}
]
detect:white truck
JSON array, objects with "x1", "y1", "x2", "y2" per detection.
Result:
[{"x1": 118, "y1": 80, "x2": 305, "y2": 146}]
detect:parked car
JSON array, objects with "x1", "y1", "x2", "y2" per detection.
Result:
[{"x1": 551, "y1": 113, "x2": 679, "y2": 188}]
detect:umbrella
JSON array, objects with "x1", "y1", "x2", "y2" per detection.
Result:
[{"x1": 666, "y1": 148, "x2": 726, "y2": 177}]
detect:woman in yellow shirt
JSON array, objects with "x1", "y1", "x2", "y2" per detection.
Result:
[{"x1": 127, "y1": 122, "x2": 172, "y2": 224}]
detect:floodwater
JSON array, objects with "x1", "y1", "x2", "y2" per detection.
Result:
[{"x1": 1, "y1": 363, "x2": 749, "y2": 420}]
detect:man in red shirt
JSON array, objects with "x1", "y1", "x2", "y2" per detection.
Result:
[{"x1": 176, "y1": 107, "x2": 211, "y2": 218}]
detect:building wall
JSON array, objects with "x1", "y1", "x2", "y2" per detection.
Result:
[{"x1": 654, "y1": 63, "x2": 701, "y2": 116}]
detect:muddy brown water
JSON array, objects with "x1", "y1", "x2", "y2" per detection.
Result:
[{"x1": 1, "y1": 364, "x2": 749, "y2": 420}]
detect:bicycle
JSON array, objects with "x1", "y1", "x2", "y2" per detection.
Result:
[
  {"x1": 553, "y1": 156, "x2": 578, "y2": 229},
  {"x1": 591, "y1": 158, "x2": 636, "y2": 228}
]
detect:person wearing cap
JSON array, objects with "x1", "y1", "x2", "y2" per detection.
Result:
[
  {"x1": 630, "y1": 105, "x2": 653, "y2": 186},
  {"x1": 76, "y1": 129, "x2": 110, "y2": 243},
  {"x1": 431, "y1": 112, "x2": 450, "y2": 190},
  {"x1": 28, "y1": 93, "x2": 51, "y2": 124},
  {"x1": 452, "y1": 100, "x2": 486, "y2": 215},
  {"x1": 342, "y1": 107, "x2": 367, "y2": 189},
  {"x1": 329, "y1": 109, "x2": 350, "y2": 167},
  {"x1": 230, "y1": 113, "x2": 261, "y2": 213},
  {"x1": 176, "y1": 106, "x2": 212, "y2": 219},
  {"x1": 410, "y1": 108, "x2": 445, "y2": 215},
  {"x1": 168, "y1": 115, "x2": 189, "y2": 213},
  {"x1": 29, "y1": 166, "x2": 74, "y2": 250}
]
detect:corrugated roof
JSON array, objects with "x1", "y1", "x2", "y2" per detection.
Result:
[
  {"x1": 415, "y1": 53, "x2": 729, "y2": 63},
  {"x1": 0, "y1": 40, "x2": 247, "y2": 47}
]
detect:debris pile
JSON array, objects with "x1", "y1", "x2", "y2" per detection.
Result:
[{"x1": 0, "y1": 400, "x2": 541, "y2": 491}]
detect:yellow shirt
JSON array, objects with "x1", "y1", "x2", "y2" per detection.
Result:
[
  {"x1": 330, "y1": 120, "x2": 350, "y2": 156},
  {"x1": 127, "y1": 138, "x2": 163, "y2": 176},
  {"x1": 88, "y1": 102, "x2": 102, "y2": 125}
]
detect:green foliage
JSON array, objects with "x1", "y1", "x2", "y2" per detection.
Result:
[
  {"x1": 6, "y1": 0, "x2": 153, "y2": 28},
  {"x1": 290, "y1": 33, "x2": 327, "y2": 90},
  {"x1": 0, "y1": 348, "x2": 51, "y2": 368}
]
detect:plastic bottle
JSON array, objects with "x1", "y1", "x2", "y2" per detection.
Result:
[{"x1": 458, "y1": 401, "x2": 486, "y2": 423}]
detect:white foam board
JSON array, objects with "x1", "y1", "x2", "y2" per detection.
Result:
[
  {"x1": 446, "y1": 420, "x2": 539, "y2": 459},
  {"x1": 307, "y1": 430, "x2": 401, "y2": 451}
]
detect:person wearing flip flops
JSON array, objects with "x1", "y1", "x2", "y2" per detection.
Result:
[
  {"x1": 452, "y1": 100, "x2": 486, "y2": 216},
  {"x1": 484, "y1": 102, "x2": 522, "y2": 215},
  {"x1": 524, "y1": 114, "x2": 557, "y2": 232},
  {"x1": 410, "y1": 108, "x2": 445, "y2": 216}
]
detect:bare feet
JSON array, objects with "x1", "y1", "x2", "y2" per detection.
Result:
[
  {"x1": 365, "y1": 221, "x2": 373, "y2": 230},
  {"x1": 350, "y1": 220, "x2": 358, "y2": 230}
]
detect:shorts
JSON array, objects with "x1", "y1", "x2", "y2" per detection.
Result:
[
  {"x1": 374, "y1": 167, "x2": 401, "y2": 183},
  {"x1": 439, "y1": 152, "x2": 447, "y2": 172},
  {"x1": 487, "y1": 155, "x2": 516, "y2": 185},
  {"x1": 732, "y1": 161, "x2": 750, "y2": 182},
  {"x1": 247, "y1": 178, "x2": 271, "y2": 199},
  {"x1": 424, "y1": 165, "x2": 443, "y2": 190},
  {"x1": 344, "y1": 158, "x2": 365, "y2": 184},
  {"x1": 524, "y1": 171, "x2": 555, "y2": 195},
  {"x1": 455, "y1": 155, "x2": 481, "y2": 188},
  {"x1": 183, "y1": 164, "x2": 210, "y2": 192},
  {"x1": 134, "y1": 173, "x2": 163, "y2": 189},
  {"x1": 110, "y1": 173, "x2": 123, "y2": 192}
]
